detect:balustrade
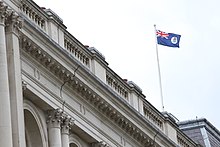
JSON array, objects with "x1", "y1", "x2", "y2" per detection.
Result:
[
  {"x1": 177, "y1": 132, "x2": 191, "y2": 147},
  {"x1": 21, "y1": 1, "x2": 46, "y2": 30},
  {"x1": 144, "y1": 106, "x2": 164, "y2": 130},
  {"x1": 106, "y1": 73, "x2": 128, "y2": 100},
  {"x1": 64, "y1": 38, "x2": 90, "y2": 67}
]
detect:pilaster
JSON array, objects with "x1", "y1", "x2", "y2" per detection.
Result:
[
  {"x1": 47, "y1": 109, "x2": 63, "y2": 147},
  {"x1": 0, "y1": 1, "x2": 13, "y2": 147},
  {"x1": 6, "y1": 10, "x2": 25, "y2": 147}
]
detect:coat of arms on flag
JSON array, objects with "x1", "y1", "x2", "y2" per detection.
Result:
[{"x1": 156, "y1": 30, "x2": 181, "y2": 48}]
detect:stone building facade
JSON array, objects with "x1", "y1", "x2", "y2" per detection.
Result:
[
  {"x1": 0, "y1": 0, "x2": 200, "y2": 146},
  {"x1": 179, "y1": 118, "x2": 220, "y2": 147}
]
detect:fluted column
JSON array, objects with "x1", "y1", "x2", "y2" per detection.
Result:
[
  {"x1": 47, "y1": 109, "x2": 63, "y2": 147},
  {"x1": 0, "y1": 2, "x2": 13, "y2": 147},
  {"x1": 61, "y1": 115, "x2": 74, "y2": 147},
  {"x1": 6, "y1": 11, "x2": 25, "y2": 147}
]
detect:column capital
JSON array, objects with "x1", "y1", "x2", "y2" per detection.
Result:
[
  {"x1": 61, "y1": 114, "x2": 74, "y2": 135},
  {"x1": 0, "y1": 1, "x2": 10, "y2": 25},
  {"x1": 47, "y1": 108, "x2": 64, "y2": 128},
  {"x1": 5, "y1": 11, "x2": 22, "y2": 35}
]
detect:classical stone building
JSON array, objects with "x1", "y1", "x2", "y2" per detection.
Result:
[
  {"x1": 179, "y1": 118, "x2": 220, "y2": 147},
  {"x1": 0, "y1": 0, "x2": 201, "y2": 147}
]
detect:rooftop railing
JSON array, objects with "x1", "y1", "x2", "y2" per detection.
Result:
[
  {"x1": 143, "y1": 104, "x2": 164, "y2": 130},
  {"x1": 106, "y1": 72, "x2": 129, "y2": 100},
  {"x1": 64, "y1": 36, "x2": 90, "y2": 68},
  {"x1": 21, "y1": 1, "x2": 46, "y2": 31},
  {"x1": 177, "y1": 131, "x2": 192, "y2": 147}
]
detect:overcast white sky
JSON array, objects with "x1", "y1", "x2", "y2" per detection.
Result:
[{"x1": 34, "y1": 0, "x2": 220, "y2": 130}]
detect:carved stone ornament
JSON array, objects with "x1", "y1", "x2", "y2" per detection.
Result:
[
  {"x1": 0, "y1": 1, "x2": 9, "y2": 24},
  {"x1": 61, "y1": 114, "x2": 74, "y2": 134},
  {"x1": 5, "y1": 11, "x2": 22, "y2": 34},
  {"x1": 47, "y1": 108, "x2": 64, "y2": 128}
]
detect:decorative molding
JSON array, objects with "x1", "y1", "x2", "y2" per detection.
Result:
[
  {"x1": 61, "y1": 113, "x2": 74, "y2": 135},
  {"x1": 5, "y1": 11, "x2": 23, "y2": 34},
  {"x1": 0, "y1": 1, "x2": 10, "y2": 24},
  {"x1": 47, "y1": 108, "x2": 64, "y2": 128},
  {"x1": 47, "y1": 108, "x2": 74, "y2": 135}
]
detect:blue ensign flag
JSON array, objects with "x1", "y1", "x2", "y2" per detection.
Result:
[{"x1": 156, "y1": 30, "x2": 181, "y2": 48}]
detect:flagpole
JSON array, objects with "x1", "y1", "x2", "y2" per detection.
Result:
[{"x1": 154, "y1": 24, "x2": 165, "y2": 112}]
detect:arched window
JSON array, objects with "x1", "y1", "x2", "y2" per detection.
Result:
[
  {"x1": 69, "y1": 134, "x2": 83, "y2": 147},
  {"x1": 24, "y1": 100, "x2": 47, "y2": 147},
  {"x1": 24, "y1": 110, "x2": 44, "y2": 147},
  {"x1": 69, "y1": 143, "x2": 78, "y2": 147}
]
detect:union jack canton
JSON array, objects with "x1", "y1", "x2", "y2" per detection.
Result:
[{"x1": 156, "y1": 30, "x2": 181, "y2": 48}]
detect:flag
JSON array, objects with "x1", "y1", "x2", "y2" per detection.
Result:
[{"x1": 156, "y1": 30, "x2": 181, "y2": 48}]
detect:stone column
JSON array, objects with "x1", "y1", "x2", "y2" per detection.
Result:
[
  {"x1": 0, "y1": 2, "x2": 13, "y2": 147},
  {"x1": 61, "y1": 115, "x2": 74, "y2": 147},
  {"x1": 47, "y1": 109, "x2": 63, "y2": 147},
  {"x1": 6, "y1": 12, "x2": 26, "y2": 147}
]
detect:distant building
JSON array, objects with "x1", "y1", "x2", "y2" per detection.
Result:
[{"x1": 178, "y1": 118, "x2": 220, "y2": 147}]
